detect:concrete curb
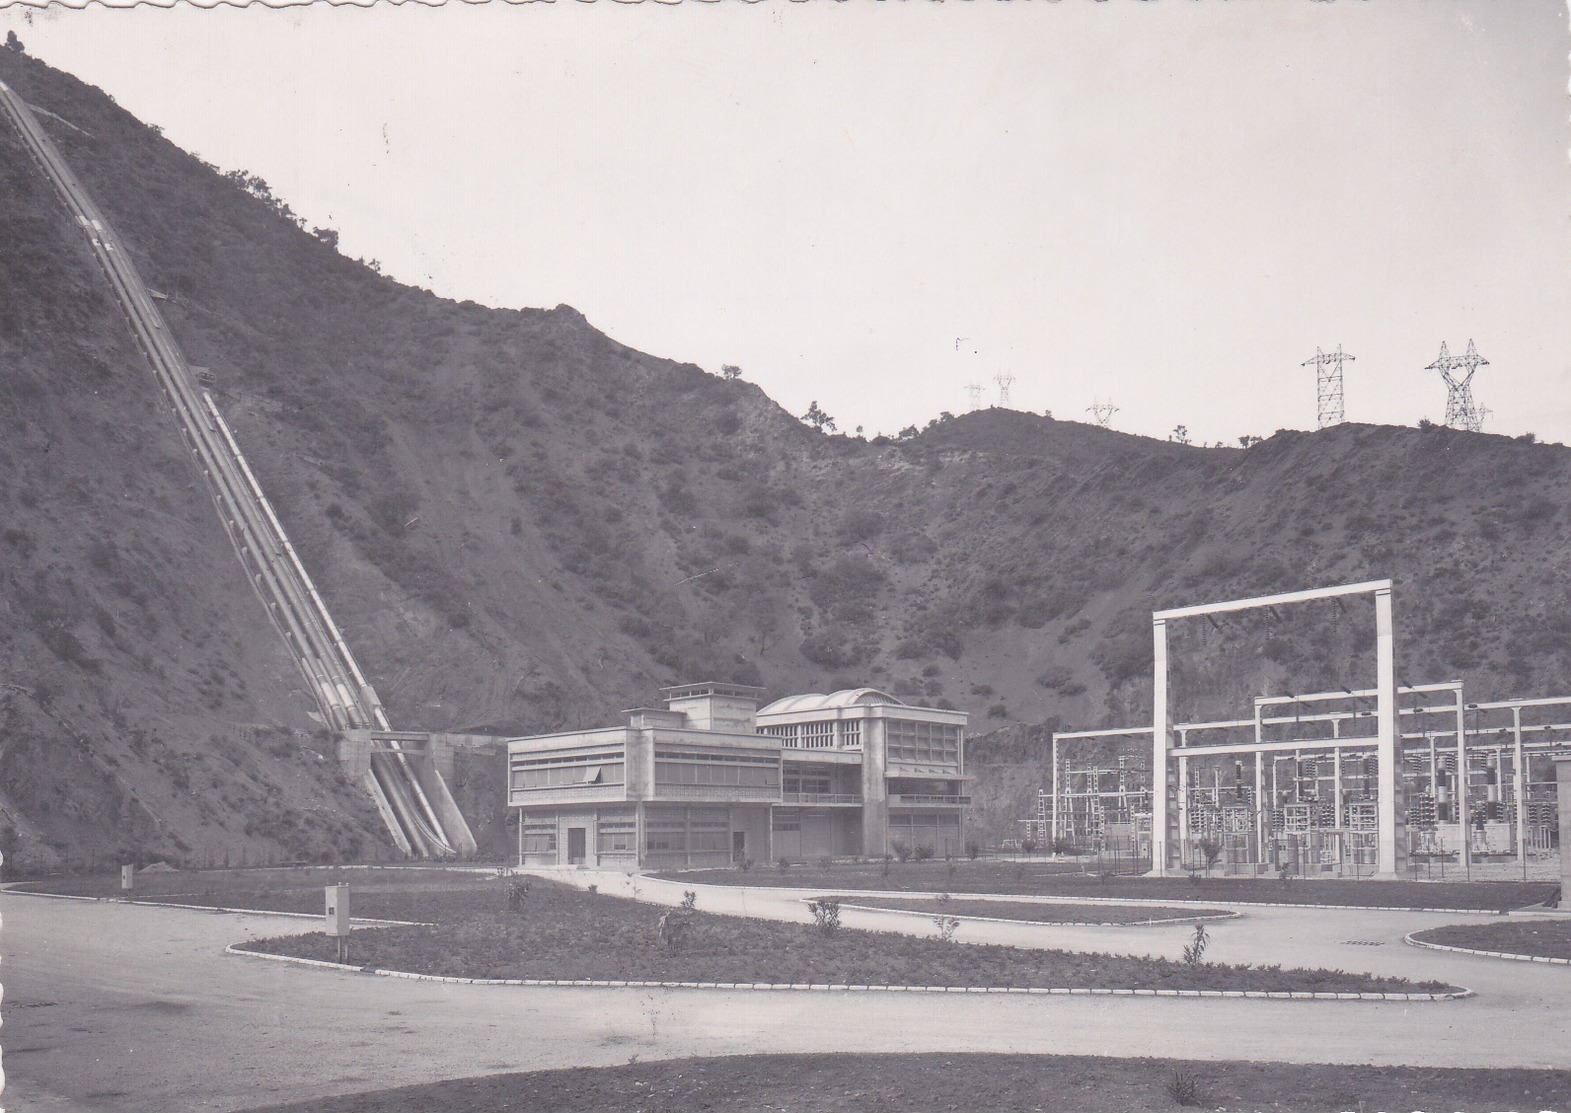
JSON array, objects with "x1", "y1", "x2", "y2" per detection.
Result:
[
  {"x1": 823, "y1": 900, "x2": 1242, "y2": 928},
  {"x1": 1404, "y1": 932, "x2": 1571, "y2": 966},
  {"x1": 641, "y1": 873, "x2": 1536, "y2": 916},
  {"x1": 0, "y1": 887, "x2": 419, "y2": 926},
  {"x1": 225, "y1": 944, "x2": 1473, "y2": 1001}
]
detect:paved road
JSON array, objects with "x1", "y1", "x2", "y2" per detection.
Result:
[{"x1": 2, "y1": 881, "x2": 1567, "y2": 1112}]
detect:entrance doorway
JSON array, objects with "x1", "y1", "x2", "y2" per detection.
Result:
[
  {"x1": 567, "y1": 827, "x2": 587, "y2": 865},
  {"x1": 732, "y1": 831, "x2": 747, "y2": 863}
]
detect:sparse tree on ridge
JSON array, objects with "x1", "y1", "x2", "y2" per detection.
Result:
[
  {"x1": 1170, "y1": 424, "x2": 1191, "y2": 445},
  {"x1": 722, "y1": 364, "x2": 743, "y2": 381},
  {"x1": 803, "y1": 401, "x2": 836, "y2": 432}
]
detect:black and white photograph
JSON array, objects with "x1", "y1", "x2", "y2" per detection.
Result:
[{"x1": 1, "y1": 1, "x2": 1569, "y2": 1110}]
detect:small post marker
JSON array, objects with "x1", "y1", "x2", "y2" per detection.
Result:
[
  {"x1": 325, "y1": 883, "x2": 351, "y2": 963},
  {"x1": 121, "y1": 864, "x2": 135, "y2": 892}
]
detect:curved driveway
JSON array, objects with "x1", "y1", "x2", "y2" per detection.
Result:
[{"x1": 2, "y1": 876, "x2": 1567, "y2": 1112}]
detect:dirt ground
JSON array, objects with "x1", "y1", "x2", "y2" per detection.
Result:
[{"x1": 239, "y1": 1051, "x2": 1571, "y2": 1113}]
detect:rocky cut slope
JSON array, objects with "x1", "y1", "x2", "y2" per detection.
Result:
[{"x1": 3, "y1": 47, "x2": 1569, "y2": 867}]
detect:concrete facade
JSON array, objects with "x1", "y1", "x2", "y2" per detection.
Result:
[{"x1": 507, "y1": 683, "x2": 968, "y2": 867}]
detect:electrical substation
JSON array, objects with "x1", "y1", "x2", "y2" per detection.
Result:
[{"x1": 1025, "y1": 580, "x2": 1569, "y2": 881}]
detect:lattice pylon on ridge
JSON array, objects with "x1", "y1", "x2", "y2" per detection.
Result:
[
  {"x1": 1301, "y1": 345, "x2": 1353, "y2": 429},
  {"x1": 1427, "y1": 339, "x2": 1488, "y2": 432}
]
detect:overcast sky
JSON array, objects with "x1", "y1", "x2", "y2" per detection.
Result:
[{"x1": 5, "y1": 0, "x2": 1568, "y2": 445}]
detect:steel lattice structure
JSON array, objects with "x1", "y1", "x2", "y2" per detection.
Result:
[
  {"x1": 1427, "y1": 339, "x2": 1489, "y2": 431},
  {"x1": 1301, "y1": 345, "x2": 1353, "y2": 428}
]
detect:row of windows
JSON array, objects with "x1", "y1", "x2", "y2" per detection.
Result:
[
  {"x1": 887, "y1": 720, "x2": 962, "y2": 767},
  {"x1": 888, "y1": 811, "x2": 963, "y2": 829},
  {"x1": 598, "y1": 819, "x2": 637, "y2": 854},
  {"x1": 521, "y1": 820, "x2": 558, "y2": 854},
  {"x1": 655, "y1": 761, "x2": 779, "y2": 787},
  {"x1": 784, "y1": 774, "x2": 833, "y2": 794},
  {"x1": 760, "y1": 721, "x2": 859, "y2": 748},
  {"x1": 512, "y1": 762, "x2": 625, "y2": 790},
  {"x1": 654, "y1": 748, "x2": 778, "y2": 766},
  {"x1": 643, "y1": 817, "x2": 732, "y2": 851},
  {"x1": 512, "y1": 749, "x2": 623, "y2": 769}
]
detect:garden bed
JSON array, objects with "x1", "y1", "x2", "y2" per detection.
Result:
[
  {"x1": 661, "y1": 863, "x2": 1557, "y2": 911},
  {"x1": 825, "y1": 895, "x2": 1231, "y2": 925},
  {"x1": 1409, "y1": 918, "x2": 1571, "y2": 961},
  {"x1": 239, "y1": 877, "x2": 1456, "y2": 994},
  {"x1": 238, "y1": 1052, "x2": 1571, "y2": 1113}
]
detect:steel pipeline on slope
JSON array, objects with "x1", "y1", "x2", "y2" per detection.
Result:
[{"x1": 0, "y1": 79, "x2": 455, "y2": 856}]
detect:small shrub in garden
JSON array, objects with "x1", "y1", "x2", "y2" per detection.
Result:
[
  {"x1": 1020, "y1": 837, "x2": 1038, "y2": 855},
  {"x1": 680, "y1": 890, "x2": 698, "y2": 912},
  {"x1": 1181, "y1": 923, "x2": 1210, "y2": 965},
  {"x1": 807, "y1": 898, "x2": 841, "y2": 938},
  {"x1": 1279, "y1": 864, "x2": 1293, "y2": 890},
  {"x1": 817, "y1": 855, "x2": 833, "y2": 870},
  {"x1": 913, "y1": 845, "x2": 934, "y2": 862},
  {"x1": 506, "y1": 880, "x2": 529, "y2": 913},
  {"x1": 933, "y1": 914, "x2": 960, "y2": 942},
  {"x1": 737, "y1": 857, "x2": 753, "y2": 872},
  {"x1": 776, "y1": 857, "x2": 792, "y2": 872},
  {"x1": 1166, "y1": 1066, "x2": 1206, "y2": 1108},
  {"x1": 585, "y1": 884, "x2": 598, "y2": 895},
  {"x1": 965, "y1": 840, "x2": 981, "y2": 860},
  {"x1": 656, "y1": 908, "x2": 694, "y2": 949},
  {"x1": 892, "y1": 840, "x2": 911, "y2": 863}
]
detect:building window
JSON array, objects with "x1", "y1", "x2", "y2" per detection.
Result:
[
  {"x1": 520, "y1": 821, "x2": 557, "y2": 854},
  {"x1": 840, "y1": 721, "x2": 861, "y2": 748},
  {"x1": 886, "y1": 720, "x2": 961, "y2": 768},
  {"x1": 645, "y1": 817, "x2": 687, "y2": 852},
  {"x1": 654, "y1": 749, "x2": 779, "y2": 788},
  {"x1": 597, "y1": 815, "x2": 637, "y2": 854},
  {"x1": 511, "y1": 750, "x2": 625, "y2": 790}
]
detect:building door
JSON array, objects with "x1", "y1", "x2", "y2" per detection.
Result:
[
  {"x1": 732, "y1": 830, "x2": 747, "y2": 863},
  {"x1": 567, "y1": 827, "x2": 587, "y2": 865}
]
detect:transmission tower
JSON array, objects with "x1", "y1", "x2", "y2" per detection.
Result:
[
  {"x1": 994, "y1": 371, "x2": 1015, "y2": 408},
  {"x1": 1301, "y1": 345, "x2": 1353, "y2": 428},
  {"x1": 966, "y1": 382, "x2": 984, "y2": 410},
  {"x1": 1087, "y1": 400, "x2": 1119, "y2": 428},
  {"x1": 1427, "y1": 339, "x2": 1488, "y2": 432}
]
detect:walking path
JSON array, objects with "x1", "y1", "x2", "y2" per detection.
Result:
[{"x1": 2, "y1": 876, "x2": 1567, "y2": 1112}]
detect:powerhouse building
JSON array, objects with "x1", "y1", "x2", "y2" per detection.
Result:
[{"x1": 506, "y1": 683, "x2": 969, "y2": 868}]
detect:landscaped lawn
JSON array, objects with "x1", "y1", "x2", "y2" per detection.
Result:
[
  {"x1": 1411, "y1": 918, "x2": 1571, "y2": 961},
  {"x1": 14, "y1": 866, "x2": 495, "y2": 922},
  {"x1": 237, "y1": 875, "x2": 1456, "y2": 994},
  {"x1": 660, "y1": 861, "x2": 1558, "y2": 911},
  {"x1": 237, "y1": 1052, "x2": 1571, "y2": 1113},
  {"x1": 825, "y1": 894, "x2": 1231, "y2": 925}
]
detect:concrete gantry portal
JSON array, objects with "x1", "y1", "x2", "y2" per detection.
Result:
[{"x1": 1151, "y1": 580, "x2": 1399, "y2": 876}]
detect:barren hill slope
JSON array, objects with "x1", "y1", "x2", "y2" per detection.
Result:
[{"x1": 3, "y1": 49, "x2": 1568, "y2": 867}]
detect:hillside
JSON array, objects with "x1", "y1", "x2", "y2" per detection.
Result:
[{"x1": 3, "y1": 48, "x2": 1569, "y2": 868}]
